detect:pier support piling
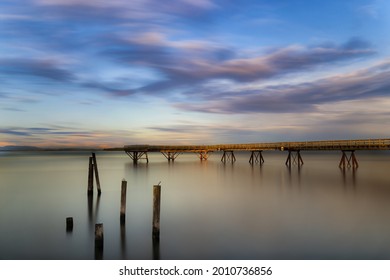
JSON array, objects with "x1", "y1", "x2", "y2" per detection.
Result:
[
  {"x1": 88, "y1": 156, "x2": 94, "y2": 195},
  {"x1": 125, "y1": 151, "x2": 149, "y2": 164},
  {"x1": 92, "y1": 153, "x2": 101, "y2": 195},
  {"x1": 120, "y1": 180, "x2": 127, "y2": 224},
  {"x1": 285, "y1": 150, "x2": 304, "y2": 168},
  {"x1": 88, "y1": 153, "x2": 102, "y2": 195},
  {"x1": 161, "y1": 151, "x2": 181, "y2": 162},
  {"x1": 249, "y1": 150, "x2": 264, "y2": 165},
  {"x1": 221, "y1": 150, "x2": 236, "y2": 163},
  {"x1": 339, "y1": 150, "x2": 358, "y2": 169},
  {"x1": 197, "y1": 151, "x2": 209, "y2": 161},
  {"x1": 66, "y1": 217, "x2": 73, "y2": 232},
  {"x1": 152, "y1": 184, "x2": 161, "y2": 240}
]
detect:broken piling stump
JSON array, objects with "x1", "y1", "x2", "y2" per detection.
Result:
[
  {"x1": 92, "y1": 153, "x2": 101, "y2": 195},
  {"x1": 152, "y1": 184, "x2": 161, "y2": 240},
  {"x1": 87, "y1": 157, "x2": 94, "y2": 195},
  {"x1": 120, "y1": 180, "x2": 127, "y2": 224},
  {"x1": 66, "y1": 217, "x2": 73, "y2": 232}
]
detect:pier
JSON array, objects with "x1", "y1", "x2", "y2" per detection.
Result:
[{"x1": 123, "y1": 139, "x2": 390, "y2": 167}]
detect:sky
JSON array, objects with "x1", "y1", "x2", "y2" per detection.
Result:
[{"x1": 1, "y1": 0, "x2": 390, "y2": 148}]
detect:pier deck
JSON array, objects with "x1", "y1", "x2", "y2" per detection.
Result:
[{"x1": 123, "y1": 139, "x2": 390, "y2": 166}]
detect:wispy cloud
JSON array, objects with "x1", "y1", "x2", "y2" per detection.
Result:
[
  {"x1": 0, "y1": 129, "x2": 31, "y2": 136},
  {"x1": 33, "y1": 0, "x2": 218, "y2": 21},
  {"x1": 175, "y1": 60, "x2": 390, "y2": 114},
  {"x1": 103, "y1": 35, "x2": 375, "y2": 97},
  {"x1": 358, "y1": 4, "x2": 379, "y2": 18},
  {"x1": 1, "y1": 0, "x2": 389, "y2": 145},
  {"x1": 0, "y1": 58, "x2": 75, "y2": 82}
]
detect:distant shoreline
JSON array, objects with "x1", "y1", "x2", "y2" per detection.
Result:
[{"x1": 0, "y1": 146, "x2": 107, "y2": 152}]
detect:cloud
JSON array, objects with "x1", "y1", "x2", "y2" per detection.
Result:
[
  {"x1": 174, "y1": 60, "x2": 390, "y2": 114},
  {"x1": 100, "y1": 34, "x2": 376, "y2": 100},
  {"x1": 2, "y1": 107, "x2": 26, "y2": 112},
  {"x1": 0, "y1": 129, "x2": 31, "y2": 136},
  {"x1": 82, "y1": 81, "x2": 136, "y2": 97},
  {"x1": 0, "y1": 126, "x2": 92, "y2": 137},
  {"x1": 33, "y1": 0, "x2": 217, "y2": 21},
  {"x1": 0, "y1": 58, "x2": 75, "y2": 82},
  {"x1": 358, "y1": 4, "x2": 379, "y2": 18},
  {"x1": 0, "y1": 125, "x2": 153, "y2": 147},
  {"x1": 2, "y1": 1, "x2": 376, "y2": 101}
]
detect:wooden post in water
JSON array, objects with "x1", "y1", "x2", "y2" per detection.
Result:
[
  {"x1": 221, "y1": 150, "x2": 236, "y2": 163},
  {"x1": 339, "y1": 151, "x2": 347, "y2": 169},
  {"x1": 285, "y1": 150, "x2": 303, "y2": 168},
  {"x1": 152, "y1": 184, "x2": 161, "y2": 240},
  {"x1": 92, "y1": 153, "x2": 101, "y2": 195},
  {"x1": 339, "y1": 150, "x2": 358, "y2": 169},
  {"x1": 249, "y1": 150, "x2": 265, "y2": 165},
  {"x1": 120, "y1": 180, "x2": 127, "y2": 224},
  {"x1": 351, "y1": 151, "x2": 359, "y2": 169},
  {"x1": 95, "y1": 223, "x2": 104, "y2": 248},
  {"x1": 66, "y1": 217, "x2": 73, "y2": 232},
  {"x1": 88, "y1": 156, "x2": 94, "y2": 195}
]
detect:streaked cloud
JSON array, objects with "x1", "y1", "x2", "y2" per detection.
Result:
[
  {"x1": 175, "y1": 60, "x2": 390, "y2": 114},
  {"x1": 1, "y1": 0, "x2": 389, "y2": 146},
  {"x1": 33, "y1": 0, "x2": 217, "y2": 21},
  {"x1": 0, "y1": 129, "x2": 31, "y2": 136},
  {"x1": 103, "y1": 35, "x2": 374, "y2": 97},
  {"x1": 0, "y1": 58, "x2": 75, "y2": 82}
]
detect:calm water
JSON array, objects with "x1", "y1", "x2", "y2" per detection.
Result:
[{"x1": 0, "y1": 150, "x2": 390, "y2": 260}]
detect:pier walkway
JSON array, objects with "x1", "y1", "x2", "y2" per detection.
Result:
[{"x1": 123, "y1": 139, "x2": 390, "y2": 168}]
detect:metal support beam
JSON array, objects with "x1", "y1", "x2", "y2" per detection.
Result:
[
  {"x1": 285, "y1": 150, "x2": 303, "y2": 168},
  {"x1": 125, "y1": 151, "x2": 149, "y2": 164},
  {"x1": 221, "y1": 150, "x2": 236, "y2": 163},
  {"x1": 339, "y1": 150, "x2": 358, "y2": 169},
  {"x1": 161, "y1": 151, "x2": 181, "y2": 162},
  {"x1": 249, "y1": 150, "x2": 264, "y2": 165}
]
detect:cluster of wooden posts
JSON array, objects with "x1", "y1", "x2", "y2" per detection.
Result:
[{"x1": 66, "y1": 153, "x2": 162, "y2": 258}]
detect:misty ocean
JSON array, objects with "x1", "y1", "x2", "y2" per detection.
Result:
[{"x1": 1, "y1": 150, "x2": 390, "y2": 260}]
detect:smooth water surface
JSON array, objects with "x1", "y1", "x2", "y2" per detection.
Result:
[{"x1": 0, "y1": 150, "x2": 390, "y2": 260}]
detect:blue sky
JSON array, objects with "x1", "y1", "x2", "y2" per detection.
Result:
[{"x1": 1, "y1": 0, "x2": 390, "y2": 147}]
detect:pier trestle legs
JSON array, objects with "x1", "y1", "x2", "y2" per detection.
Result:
[
  {"x1": 285, "y1": 150, "x2": 304, "y2": 168},
  {"x1": 197, "y1": 150, "x2": 209, "y2": 161},
  {"x1": 161, "y1": 151, "x2": 181, "y2": 162},
  {"x1": 221, "y1": 150, "x2": 236, "y2": 163},
  {"x1": 339, "y1": 150, "x2": 358, "y2": 169},
  {"x1": 125, "y1": 151, "x2": 149, "y2": 164},
  {"x1": 249, "y1": 150, "x2": 264, "y2": 165}
]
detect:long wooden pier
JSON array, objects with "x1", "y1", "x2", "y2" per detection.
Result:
[{"x1": 123, "y1": 139, "x2": 390, "y2": 168}]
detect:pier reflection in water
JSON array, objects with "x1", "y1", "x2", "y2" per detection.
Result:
[{"x1": 0, "y1": 150, "x2": 390, "y2": 259}]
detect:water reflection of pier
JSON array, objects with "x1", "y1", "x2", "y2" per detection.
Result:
[{"x1": 122, "y1": 139, "x2": 390, "y2": 168}]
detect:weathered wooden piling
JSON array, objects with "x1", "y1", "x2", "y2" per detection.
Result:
[
  {"x1": 249, "y1": 150, "x2": 264, "y2": 165},
  {"x1": 66, "y1": 217, "x2": 73, "y2": 232},
  {"x1": 339, "y1": 150, "x2": 359, "y2": 169},
  {"x1": 152, "y1": 184, "x2": 161, "y2": 240},
  {"x1": 221, "y1": 150, "x2": 236, "y2": 163},
  {"x1": 120, "y1": 180, "x2": 127, "y2": 224},
  {"x1": 285, "y1": 150, "x2": 304, "y2": 168},
  {"x1": 95, "y1": 223, "x2": 104, "y2": 249},
  {"x1": 88, "y1": 156, "x2": 94, "y2": 195},
  {"x1": 92, "y1": 153, "x2": 101, "y2": 195}
]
